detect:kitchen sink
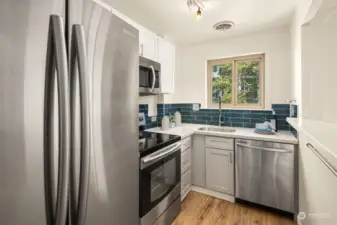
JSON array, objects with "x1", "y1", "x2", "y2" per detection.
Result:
[{"x1": 198, "y1": 127, "x2": 236, "y2": 133}]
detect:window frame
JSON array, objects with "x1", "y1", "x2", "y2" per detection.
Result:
[{"x1": 207, "y1": 53, "x2": 265, "y2": 109}]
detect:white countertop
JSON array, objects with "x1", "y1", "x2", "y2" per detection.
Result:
[
  {"x1": 286, "y1": 117, "x2": 337, "y2": 156},
  {"x1": 146, "y1": 123, "x2": 298, "y2": 144},
  {"x1": 286, "y1": 117, "x2": 299, "y2": 131}
]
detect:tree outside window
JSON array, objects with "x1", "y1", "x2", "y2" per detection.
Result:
[{"x1": 208, "y1": 54, "x2": 265, "y2": 109}]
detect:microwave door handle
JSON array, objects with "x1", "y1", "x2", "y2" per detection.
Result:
[{"x1": 149, "y1": 65, "x2": 156, "y2": 92}]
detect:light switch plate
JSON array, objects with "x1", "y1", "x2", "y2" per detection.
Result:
[
  {"x1": 192, "y1": 104, "x2": 200, "y2": 111},
  {"x1": 139, "y1": 113, "x2": 145, "y2": 126}
]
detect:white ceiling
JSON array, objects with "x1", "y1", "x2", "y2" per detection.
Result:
[{"x1": 104, "y1": 0, "x2": 298, "y2": 45}]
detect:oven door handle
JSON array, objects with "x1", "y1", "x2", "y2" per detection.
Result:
[
  {"x1": 149, "y1": 65, "x2": 156, "y2": 92},
  {"x1": 142, "y1": 142, "x2": 181, "y2": 164}
]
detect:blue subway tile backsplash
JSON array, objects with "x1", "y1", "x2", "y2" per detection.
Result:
[
  {"x1": 140, "y1": 103, "x2": 298, "y2": 131},
  {"x1": 139, "y1": 104, "x2": 158, "y2": 129},
  {"x1": 156, "y1": 103, "x2": 297, "y2": 131}
]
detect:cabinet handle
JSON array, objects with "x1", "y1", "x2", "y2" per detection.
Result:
[
  {"x1": 229, "y1": 153, "x2": 232, "y2": 164},
  {"x1": 211, "y1": 140, "x2": 228, "y2": 144}
]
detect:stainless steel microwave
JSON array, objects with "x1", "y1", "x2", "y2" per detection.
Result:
[{"x1": 139, "y1": 56, "x2": 161, "y2": 96}]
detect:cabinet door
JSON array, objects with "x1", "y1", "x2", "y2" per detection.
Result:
[
  {"x1": 206, "y1": 148, "x2": 234, "y2": 195},
  {"x1": 192, "y1": 135, "x2": 206, "y2": 187},
  {"x1": 181, "y1": 169, "x2": 192, "y2": 201},
  {"x1": 298, "y1": 132, "x2": 337, "y2": 225},
  {"x1": 158, "y1": 37, "x2": 175, "y2": 93},
  {"x1": 139, "y1": 28, "x2": 157, "y2": 61}
]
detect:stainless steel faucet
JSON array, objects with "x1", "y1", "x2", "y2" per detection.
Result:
[{"x1": 218, "y1": 93, "x2": 224, "y2": 126}]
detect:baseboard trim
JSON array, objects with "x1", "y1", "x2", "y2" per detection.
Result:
[{"x1": 191, "y1": 186, "x2": 235, "y2": 203}]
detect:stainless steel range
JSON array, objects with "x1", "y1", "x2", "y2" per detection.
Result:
[{"x1": 138, "y1": 114, "x2": 181, "y2": 225}]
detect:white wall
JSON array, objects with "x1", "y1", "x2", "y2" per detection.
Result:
[
  {"x1": 290, "y1": 0, "x2": 313, "y2": 115},
  {"x1": 168, "y1": 26, "x2": 292, "y2": 109},
  {"x1": 139, "y1": 96, "x2": 160, "y2": 117}
]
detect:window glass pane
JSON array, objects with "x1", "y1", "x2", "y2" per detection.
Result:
[
  {"x1": 211, "y1": 63, "x2": 232, "y2": 104},
  {"x1": 236, "y1": 60, "x2": 260, "y2": 105}
]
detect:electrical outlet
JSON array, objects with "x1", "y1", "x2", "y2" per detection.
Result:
[
  {"x1": 151, "y1": 116, "x2": 157, "y2": 122},
  {"x1": 192, "y1": 104, "x2": 200, "y2": 111}
]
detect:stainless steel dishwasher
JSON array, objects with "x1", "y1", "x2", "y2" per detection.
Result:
[{"x1": 235, "y1": 139, "x2": 295, "y2": 214}]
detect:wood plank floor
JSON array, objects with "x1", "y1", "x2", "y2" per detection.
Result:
[{"x1": 172, "y1": 191, "x2": 296, "y2": 225}]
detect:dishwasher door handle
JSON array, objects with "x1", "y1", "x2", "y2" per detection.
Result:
[{"x1": 236, "y1": 143, "x2": 293, "y2": 153}]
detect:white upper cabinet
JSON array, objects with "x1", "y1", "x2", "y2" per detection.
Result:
[
  {"x1": 102, "y1": 2, "x2": 176, "y2": 94},
  {"x1": 139, "y1": 27, "x2": 158, "y2": 61},
  {"x1": 157, "y1": 37, "x2": 175, "y2": 94}
]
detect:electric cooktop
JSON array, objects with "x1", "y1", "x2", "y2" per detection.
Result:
[{"x1": 139, "y1": 132, "x2": 181, "y2": 158}]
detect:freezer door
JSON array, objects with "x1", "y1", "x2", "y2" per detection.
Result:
[
  {"x1": 69, "y1": 1, "x2": 139, "y2": 225},
  {"x1": 0, "y1": 1, "x2": 67, "y2": 225}
]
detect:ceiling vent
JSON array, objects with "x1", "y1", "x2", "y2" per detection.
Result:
[{"x1": 213, "y1": 21, "x2": 235, "y2": 31}]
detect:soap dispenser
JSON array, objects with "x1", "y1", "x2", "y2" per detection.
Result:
[
  {"x1": 270, "y1": 111, "x2": 278, "y2": 132},
  {"x1": 174, "y1": 109, "x2": 182, "y2": 126}
]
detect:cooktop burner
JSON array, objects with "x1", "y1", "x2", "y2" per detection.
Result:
[{"x1": 139, "y1": 132, "x2": 181, "y2": 158}]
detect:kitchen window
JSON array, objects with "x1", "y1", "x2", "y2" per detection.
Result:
[{"x1": 207, "y1": 53, "x2": 265, "y2": 109}]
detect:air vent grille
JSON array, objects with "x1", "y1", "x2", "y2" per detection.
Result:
[{"x1": 213, "y1": 21, "x2": 235, "y2": 31}]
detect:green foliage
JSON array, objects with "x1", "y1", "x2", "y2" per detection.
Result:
[
  {"x1": 212, "y1": 64, "x2": 232, "y2": 104},
  {"x1": 212, "y1": 61, "x2": 260, "y2": 105},
  {"x1": 169, "y1": 113, "x2": 175, "y2": 123},
  {"x1": 236, "y1": 61, "x2": 260, "y2": 104}
]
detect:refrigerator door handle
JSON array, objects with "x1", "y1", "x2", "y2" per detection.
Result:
[
  {"x1": 70, "y1": 24, "x2": 91, "y2": 225},
  {"x1": 44, "y1": 15, "x2": 70, "y2": 225}
]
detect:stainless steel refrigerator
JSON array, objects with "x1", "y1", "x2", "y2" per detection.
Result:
[{"x1": 0, "y1": 1, "x2": 139, "y2": 225}]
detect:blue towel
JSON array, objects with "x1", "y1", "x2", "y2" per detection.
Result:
[{"x1": 255, "y1": 128, "x2": 273, "y2": 133}]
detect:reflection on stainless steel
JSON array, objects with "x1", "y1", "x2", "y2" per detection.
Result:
[
  {"x1": 153, "y1": 197, "x2": 181, "y2": 225},
  {"x1": 87, "y1": 2, "x2": 108, "y2": 203},
  {"x1": 151, "y1": 158, "x2": 176, "y2": 202},
  {"x1": 0, "y1": 0, "x2": 67, "y2": 223},
  {"x1": 161, "y1": 134, "x2": 170, "y2": 142},
  {"x1": 141, "y1": 184, "x2": 181, "y2": 225},
  {"x1": 141, "y1": 142, "x2": 181, "y2": 169},
  {"x1": 85, "y1": 2, "x2": 139, "y2": 225},
  {"x1": 198, "y1": 127, "x2": 236, "y2": 133},
  {"x1": 69, "y1": 23, "x2": 91, "y2": 225},
  {"x1": 46, "y1": 15, "x2": 70, "y2": 225},
  {"x1": 235, "y1": 139, "x2": 295, "y2": 213},
  {"x1": 1, "y1": 1, "x2": 139, "y2": 225}
]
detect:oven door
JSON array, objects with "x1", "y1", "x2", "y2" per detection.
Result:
[{"x1": 140, "y1": 142, "x2": 181, "y2": 218}]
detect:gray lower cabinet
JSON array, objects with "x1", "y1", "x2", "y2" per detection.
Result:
[
  {"x1": 192, "y1": 134, "x2": 206, "y2": 187},
  {"x1": 205, "y1": 148, "x2": 234, "y2": 195}
]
